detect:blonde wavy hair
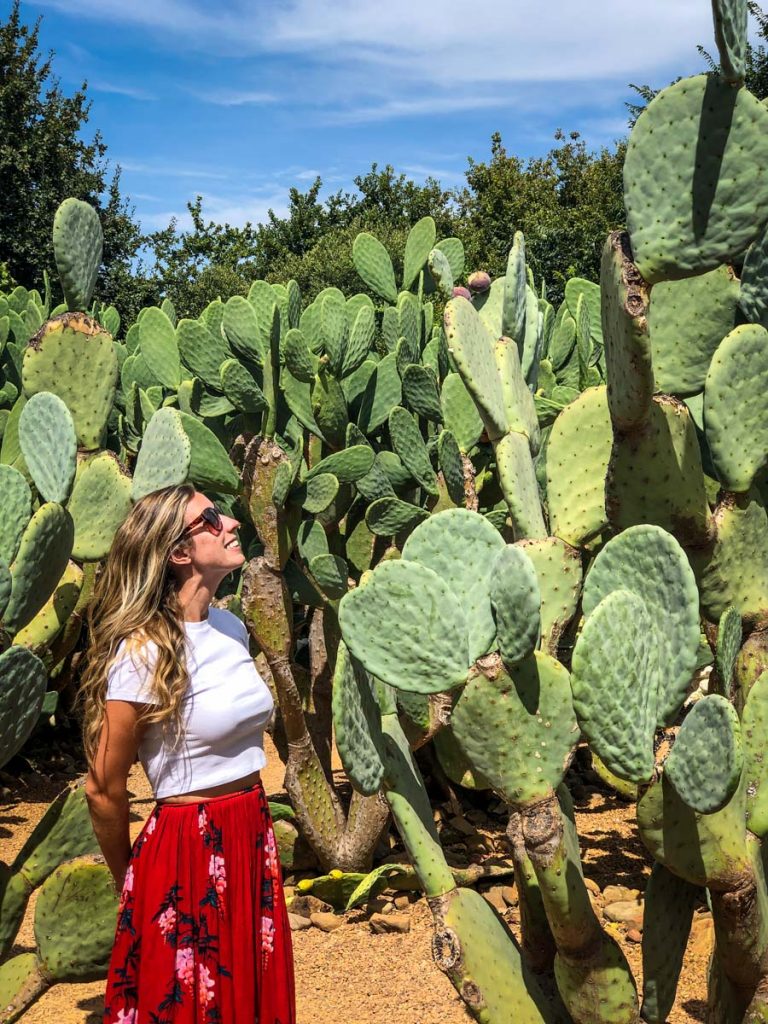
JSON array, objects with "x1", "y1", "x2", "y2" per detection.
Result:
[{"x1": 79, "y1": 483, "x2": 196, "y2": 765}]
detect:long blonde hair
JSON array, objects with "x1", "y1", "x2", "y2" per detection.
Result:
[{"x1": 80, "y1": 484, "x2": 195, "y2": 765}]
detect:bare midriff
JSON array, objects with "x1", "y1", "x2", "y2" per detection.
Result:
[{"x1": 157, "y1": 769, "x2": 262, "y2": 804}]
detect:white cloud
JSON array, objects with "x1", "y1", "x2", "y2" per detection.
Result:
[
  {"x1": 186, "y1": 88, "x2": 277, "y2": 106},
  {"x1": 137, "y1": 188, "x2": 290, "y2": 231},
  {"x1": 34, "y1": 0, "x2": 745, "y2": 126},
  {"x1": 90, "y1": 80, "x2": 155, "y2": 100},
  {"x1": 117, "y1": 159, "x2": 230, "y2": 181},
  {"x1": 35, "y1": 0, "x2": 722, "y2": 82}
]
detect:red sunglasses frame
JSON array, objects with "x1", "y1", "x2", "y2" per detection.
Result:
[{"x1": 180, "y1": 504, "x2": 224, "y2": 540}]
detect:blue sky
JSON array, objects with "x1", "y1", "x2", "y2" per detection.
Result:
[{"x1": 19, "y1": 0, "x2": 729, "y2": 233}]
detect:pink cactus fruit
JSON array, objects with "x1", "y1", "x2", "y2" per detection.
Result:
[
  {"x1": 452, "y1": 286, "x2": 472, "y2": 300},
  {"x1": 467, "y1": 271, "x2": 491, "y2": 293}
]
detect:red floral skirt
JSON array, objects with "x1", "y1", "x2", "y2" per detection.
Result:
[{"x1": 103, "y1": 781, "x2": 295, "y2": 1024}]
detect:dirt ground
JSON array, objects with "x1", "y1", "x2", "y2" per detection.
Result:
[{"x1": 1, "y1": 736, "x2": 709, "y2": 1024}]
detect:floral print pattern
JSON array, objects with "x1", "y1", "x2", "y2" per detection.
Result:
[{"x1": 103, "y1": 783, "x2": 294, "y2": 1024}]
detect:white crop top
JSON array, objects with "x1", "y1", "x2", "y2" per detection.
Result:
[{"x1": 106, "y1": 607, "x2": 274, "y2": 799}]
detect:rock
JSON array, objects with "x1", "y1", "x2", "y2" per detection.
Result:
[
  {"x1": 482, "y1": 886, "x2": 508, "y2": 913},
  {"x1": 370, "y1": 913, "x2": 411, "y2": 934},
  {"x1": 393, "y1": 894, "x2": 411, "y2": 912},
  {"x1": 465, "y1": 809, "x2": 488, "y2": 825},
  {"x1": 289, "y1": 894, "x2": 333, "y2": 919},
  {"x1": 583, "y1": 877, "x2": 601, "y2": 897},
  {"x1": 367, "y1": 895, "x2": 392, "y2": 914},
  {"x1": 448, "y1": 814, "x2": 477, "y2": 836},
  {"x1": 604, "y1": 901, "x2": 644, "y2": 927},
  {"x1": 626, "y1": 928, "x2": 643, "y2": 944},
  {"x1": 501, "y1": 886, "x2": 517, "y2": 907},
  {"x1": 288, "y1": 912, "x2": 312, "y2": 932},
  {"x1": 310, "y1": 911, "x2": 343, "y2": 932},
  {"x1": 602, "y1": 885, "x2": 640, "y2": 903}
]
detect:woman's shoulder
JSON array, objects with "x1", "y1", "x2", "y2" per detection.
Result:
[{"x1": 208, "y1": 606, "x2": 249, "y2": 646}]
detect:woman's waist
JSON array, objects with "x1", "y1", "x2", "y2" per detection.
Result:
[{"x1": 156, "y1": 769, "x2": 262, "y2": 805}]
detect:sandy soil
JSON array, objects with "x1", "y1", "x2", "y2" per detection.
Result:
[{"x1": 1, "y1": 737, "x2": 708, "y2": 1024}]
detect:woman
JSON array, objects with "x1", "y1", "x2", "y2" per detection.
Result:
[{"x1": 80, "y1": 484, "x2": 295, "y2": 1024}]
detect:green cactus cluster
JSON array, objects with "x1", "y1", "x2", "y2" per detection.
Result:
[{"x1": 4, "y1": 2, "x2": 768, "y2": 1020}]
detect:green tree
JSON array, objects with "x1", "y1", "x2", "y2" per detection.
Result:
[
  {"x1": 458, "y1": 131, "x2": 626, "y2": 303},
  {"x1": 0, "y1": 1, "x2": 142, "y2": 319},
  {"x1": 146, "y1": 164, "x2": 458, "y2": 315}
]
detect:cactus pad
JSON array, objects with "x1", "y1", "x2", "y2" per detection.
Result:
[
  {"x1": 139, "y1": 306, "x2": 180, "y2": 388},
  {"x1": 131, "y1": 407, "x2": 191, "y2": 501},
  {"x1": 694, "y1": 489, "x2": 768, "y2": 626},
  {"x1": 494, "y1": 336, "x2": 539, "y2": 447},
  {"x1": 220, "y1": 358, "x2": 267, "y2": 413},
  {"x1": 177, "y1": 317, "x2": 231, "y2": 390},
  {"x1": 640, "y1": 863, "x2": 699, "y2": 1024},
  {"x1": 403, "y1": 216, "x2": 436, "y2": 290},
  {"x1": 582, "y1": 525, "x2": 700, "y2": 726},
  {"x1": 52, "y1": 198, "x2": 102, "y2": 311},
  {"x1": 715, "y1": 606, "x2": 741, "y2": 698},
  {"x1": 35, "y1": 858, "x2": 118, "y2": 980},
  {"x1": 607, "y1": 397, "x2": 712, "y2": 548},
  {"x1": 402, "y1": 509, "x2": 505, "y2": 662},
  {"x1": 435, "y1": 886, "x2": 554, "y2": 1024},
  {"x1": 14, "y1": 559, "x2": 82, "y2": 648},
  {"x1": 365, "y1": 496, "x2": 429, "y2": 536},
  {"x1": 23, "y1": 314, "x2": 118, "y2": 450},
  {"x1": 332, "y1": 643, "x2": 386, "y2": 795},
  {"x1": 743, "y1": 670, "x2": 768, "y2": 837},
  {"x1": 546, "y1": 387, "x2": 612, "y2": 546},
  {"x1": 665, "y1": 695, "x2": 743, "y2": 813},
  {"x1": 178, "y1": 411, "x2": 239, "y2": 494},
  {"x1": 515, "y1": 538, "x2": 582, "y2": 657},
  {"x1": 636, "y1": 773, "x2": 749, "y2": 888},
  {"x1": 502, "y1": 231, "x2": 527, "y2": 342},
  {"x1": 389, "y1": 406, "x2": 439, "y2": 496},
  {"x1": 0, "y1": 645, "x2": 47, "y2": 767},
  {"x1": 441, "y1": 373, "x2": 484, "y2": 453},
  {"x1": 571, "y1": 590, "x2": 657, "y2": 783},
  {"x1": 353, "y1": 233, "x2": 397, "y2": 303},
  {"x1": 444, "y1": 297, "x2": 508, "y2": 441},
  {"x1": 402, "y1": 364, "x2": 442, "y2": 423},
  {"x1": 18, "y1": 392, "x2": 77, "y2": 503},
  {"x1": 357, "y1": 353, "x2": 402, "y2": 434},
  {"x1": 712, "y1": 0, "x2": 748, "y2": 82},
  {"x1": 495, "y1": 431, "x2": 547, "y2": 540},
  {"x1": 704, "y1": 324, "x2": 768, "y2": 492},
  {"x1": 0, "y1": 465, "x2": 31, "y2": 565},
  {"x1": 68, "y1": 452, "x2": 132, "y2": 561},
  {"x1": 4, "y1": 502, "x2": 74, "y2": 634},
  {"x1": 649, "y1": 265, "x2": 740, "y2": 395},
  {"x1": 223, "y1": 294, "x2": 267, "y2": 365},
  {"x1": 490, "y1": 546, "x2": 541, "y2": 666},
  {"x1": 339, "y1": 559, "x2": 470, "y2": 693},
  {"x1": 452, "y1": 652, "x2": 578, "y2": 806},
  {"x1": 624, "y1": 74, "x2": 768, "y2": 282}
]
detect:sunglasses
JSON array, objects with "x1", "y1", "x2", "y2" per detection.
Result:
[{"x1": 180, "y1": 504, "x2": 224, "y2": 540}]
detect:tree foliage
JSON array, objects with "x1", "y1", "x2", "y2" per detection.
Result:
[
  {"x1": 0, "y1": 1, "x2": 144, "y2": 315},
  {"x1": 457, "y1": 131, "x2": 626, "y2": 302}
]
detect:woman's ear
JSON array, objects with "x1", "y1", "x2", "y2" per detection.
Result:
[{"x1": 168, "y1": 539, "x2": 192, "y2": 567}]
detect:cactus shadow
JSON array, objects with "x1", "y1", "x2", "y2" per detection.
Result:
[
  {"x1": 681, "y1": 999, "x2": 707, "y2": 1021},
  {"x1": 77, "y1": 994, "x2": 104, "y2": 1022}
]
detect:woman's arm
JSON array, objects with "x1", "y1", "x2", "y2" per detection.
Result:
[{"x1": 85, "y1": 701, "x2": 147, "y2": 889}]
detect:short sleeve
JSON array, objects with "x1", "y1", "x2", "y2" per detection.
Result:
[{"x1": 106, "y1": 640, "x2": 158, "y2": 704}]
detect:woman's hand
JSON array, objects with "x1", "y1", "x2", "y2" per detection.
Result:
[{"x1": 85, "y1": 700, "x2": 147, "y2": 889}]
